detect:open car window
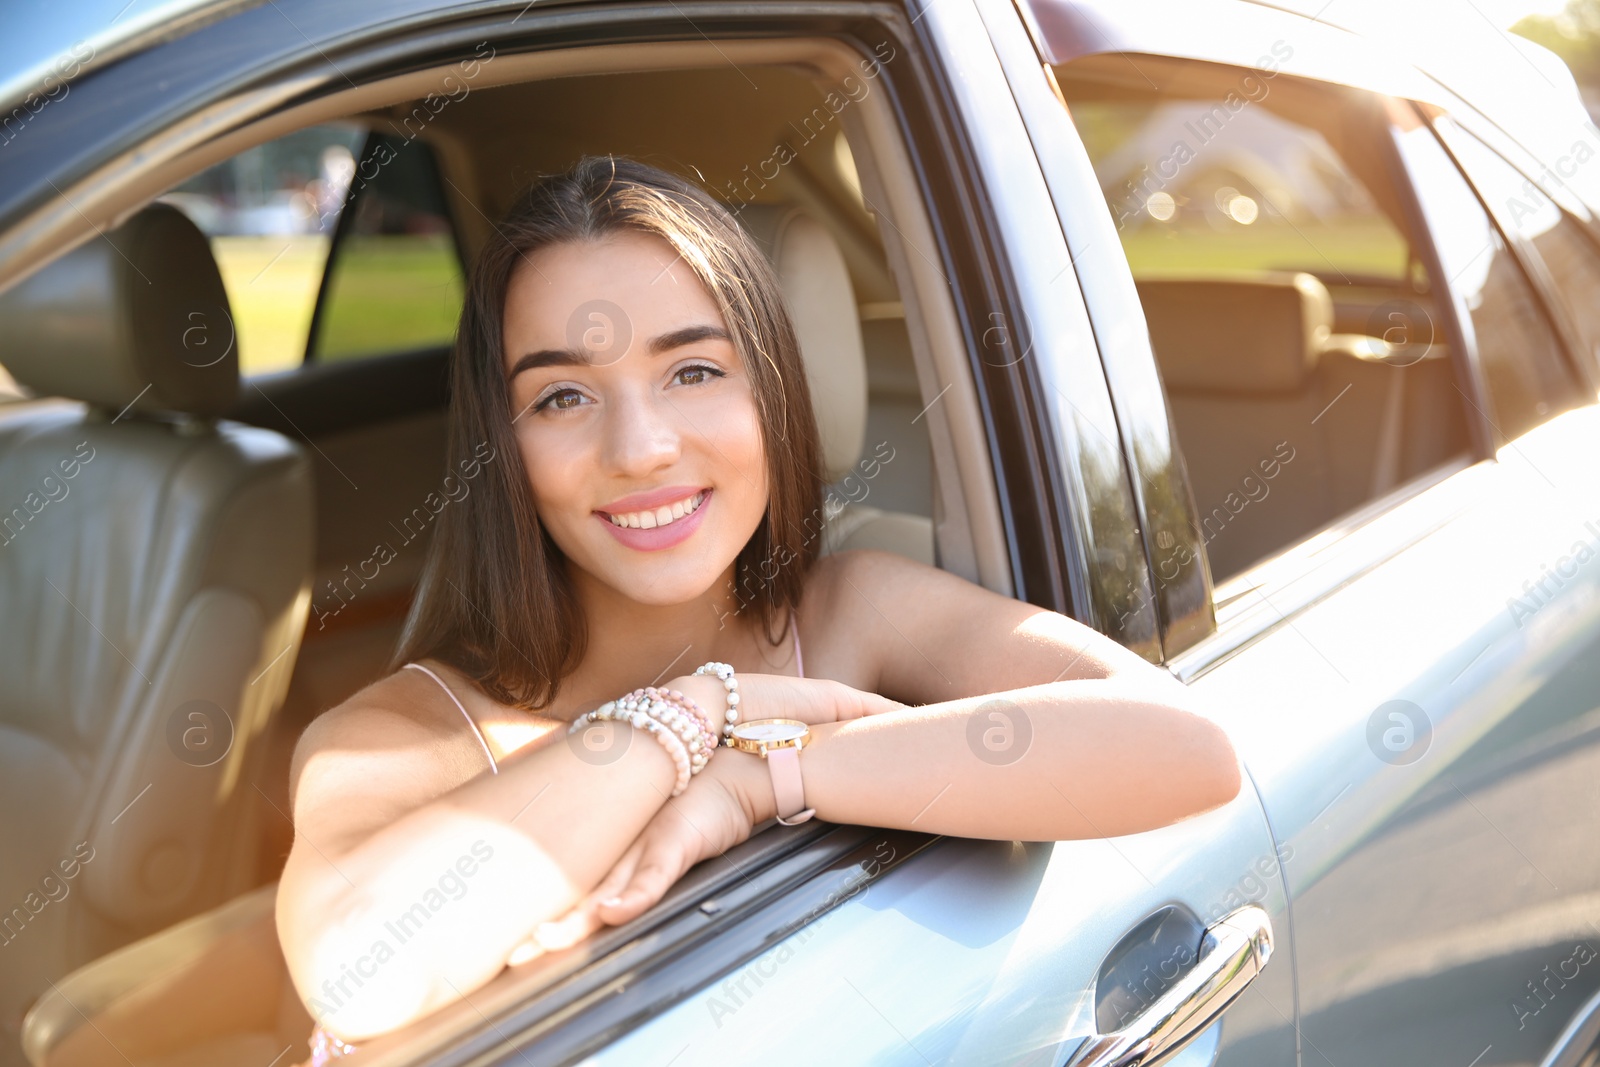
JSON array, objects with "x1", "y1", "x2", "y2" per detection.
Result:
[{"x1": 10, "y1": 23, "x2": 983, "y2": 1067}]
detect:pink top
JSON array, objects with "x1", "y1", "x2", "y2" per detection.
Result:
[{"x1": 299, "y1": 610, "x2": 805, "y2": 1063}]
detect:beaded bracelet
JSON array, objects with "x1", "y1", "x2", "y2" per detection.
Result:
[
  {"x1": 619, "y1": 686, "x2": 717, "y2": 775},
  {"x1": 569, "y1": 696, "x2": 693, "y2": 795},
  {"x1": 693, "y1": 661, "x2": 741, "y2": 744},
  {"x1": 566, "y1": 687, "x2": 719, "y2": 796}
]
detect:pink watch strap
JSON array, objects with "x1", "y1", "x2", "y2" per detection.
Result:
[{"x1": 768, "y1": 746, "x2": 815, "y2": 825}]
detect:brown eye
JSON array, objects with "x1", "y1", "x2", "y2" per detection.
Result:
[
  {"x1": 676, "y1": 363, "x2": 725, "y2": 387},
  {"x1": 535, "y1": 387, "x2": 588, "y2": 413}
]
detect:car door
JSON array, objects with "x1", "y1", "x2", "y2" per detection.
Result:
[{"x1": 998, "y1": 2, "x2": 1600, "y2": 1065}]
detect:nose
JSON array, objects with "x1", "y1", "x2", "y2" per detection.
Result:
[{"x1": 602, "y1": 382, "x2": 683, "y2": 478}]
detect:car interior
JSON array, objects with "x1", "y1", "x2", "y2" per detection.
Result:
[{"x1": 0, "y1": 41, "x2": 1009, "y2": 1067}]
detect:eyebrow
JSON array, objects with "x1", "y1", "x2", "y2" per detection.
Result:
[{"x1": 508, "y1": 323, "x2": 732, "y2": 380}]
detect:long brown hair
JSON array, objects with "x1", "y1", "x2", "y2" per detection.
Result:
[{"x1": 390, "y1": 155, "x2": 826, "y2": 710}]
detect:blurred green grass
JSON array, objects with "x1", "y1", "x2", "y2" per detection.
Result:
[
  {"x1": 315, "y1": 234, "x2": 465, "y2": 363},
  {"x1": 1119, "y1": 217, "x2": 1409, "y2": 279},
  {"x1": 213, "y1": 233, "x2": 463, "y2": 375}
]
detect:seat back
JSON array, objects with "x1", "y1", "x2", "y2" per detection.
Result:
[
  {"x1": 0, "y1": 204, "x2": 313, "y2": 1056},
  {"x1": 736, "y1": 203, "x2": 933, "y2": 565},
  {"x1": 1137, "y1": 273, "x2": 1342, "y2": 580}
]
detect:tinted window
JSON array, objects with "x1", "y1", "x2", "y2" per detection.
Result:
[
  {"x1": 307, "y1": 132, "x2": 467, "y2": 364},
  {"x1": 1392, "y1": 113, "x2": 1583, "y2": 443},
  {"x1": 1056, "y1": 58, "x2": 1472, "y2": 582}
]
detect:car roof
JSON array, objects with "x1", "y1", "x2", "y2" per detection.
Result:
[
  {"x1": 8, "y1": 0, "x2": 1594, "y2": 213},
  {"x1": 0, "y1": 0, "x2": 243, "y2": 119},
  {"x1": 9, "y1": 0, "x2": 1583, "y2": 122}
]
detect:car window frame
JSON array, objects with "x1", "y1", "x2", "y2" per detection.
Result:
[{"x1": 1170, "y1": 87, "x2": 1593, "y2": 682}]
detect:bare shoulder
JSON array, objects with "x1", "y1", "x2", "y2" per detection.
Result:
[
  {"x1": 810, "y1": 548, "x2": 1159, "y2": 704},
  {"x1": 286, "y1": 664, "x2": 498, "y2": 856},
  {"x1": 797, "y1": 548, "x2": 1004, "y2": 695},
  {"x1": 806, "y1": 547, "x2": 1017, "y2": 614}
]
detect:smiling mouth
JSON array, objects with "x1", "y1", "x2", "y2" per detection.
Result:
[{"x1": 600, "y1": 489, "x2": 709, "y2": 530}]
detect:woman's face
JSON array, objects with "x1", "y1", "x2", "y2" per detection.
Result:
[{"x1": 502, "y1": 230, "x2": 769, "y2": 606}]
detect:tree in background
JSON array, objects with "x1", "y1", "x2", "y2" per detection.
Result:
[{"x1": 1514, "y1": 1, "x2": 1600, "y2": 91}]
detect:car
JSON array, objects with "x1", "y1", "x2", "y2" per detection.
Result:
[{"x1": 3, "y1": 0, "x2": 1600, "y2": 1064}]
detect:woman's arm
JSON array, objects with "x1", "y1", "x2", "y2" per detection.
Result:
[
  {"x1": 584, "y1": 672, "x2": 1237, "y2": 924},
  {"x1": 784, "y1": 548, "x2": 1239, "y2": 839},
  {"x1": 275, "y1": 669, "x2": 680, "y2": 1043},
  {"x1": 585, "y1": 550, "x2": 1241, "y2": 922},
  {"x1": 720, "y1": 675, "x2": 1238, "y2": 839}
]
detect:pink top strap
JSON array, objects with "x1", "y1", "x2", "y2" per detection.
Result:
[
  {"x1": 789, "y1": 606, "x2": 804, "y2": 678},
  {"x1": 405, "y1": 662, "x2": 498, "y2": 774}
]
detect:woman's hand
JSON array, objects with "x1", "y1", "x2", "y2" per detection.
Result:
[
  {"x1": 510, "y1": 674, "x2": 905, "y2": 960},
  {"x1": 507, "y1": 744, "x2": 766, "y2": 958},
  {"x1": 668, "y1": 671, "x2": 907, "y2": 730}
]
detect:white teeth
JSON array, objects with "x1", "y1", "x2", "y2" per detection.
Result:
[{"x1": 607, "y1": 490, "x2": 705, "y2": 530}]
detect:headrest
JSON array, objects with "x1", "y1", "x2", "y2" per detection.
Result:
[
  {"x1": 0, "y1": 202, "x2": 239, "y2": 419},
  {"x1": 1135, "y1": 273, "x2": 1333, "y2": 394},
  {"x1": 736, "y1": 203, "x2": 867, "y2": 484}
]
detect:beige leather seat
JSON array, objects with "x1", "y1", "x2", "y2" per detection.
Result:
[
  {"x1": 0, "y1": 204, "x2": 313, "y2": 1064},
  {"x1": 1137, "y1": 273, "x2": 1342, "y2": 581},
  {"x1": 1139, "y1": 271, "x2": 1469, "y2": 581},
  {"x1": 735, "y1": 203, "x2": 935, "y2": 566}
]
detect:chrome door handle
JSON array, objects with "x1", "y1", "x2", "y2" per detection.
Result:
[{"x1": 1064, "y1": 905, "x2": 1274, "y2": 1067}]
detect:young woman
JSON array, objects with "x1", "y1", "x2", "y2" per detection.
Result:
[{"x1": 277, "y1": 154, "x2": 1241, "y2": 1062}]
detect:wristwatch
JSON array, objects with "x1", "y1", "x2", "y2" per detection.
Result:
[{"x1": 726, "y1": 718, "x2": 816, "y2": 825}]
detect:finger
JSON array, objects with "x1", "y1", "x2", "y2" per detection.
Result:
[
  {"x1": 861, "y1": 693, "x2": 909, "y2": 716},
  {"x1": 835, "y1": 684, "x2": 906, "y2": 719},
  {"x1": 534, "y1": 901, "x2": 605, "y2": 950},
  {"x1": 507, "y1": 935, "x2": 546, "y2": 966},
  {"x1": 595, "y1": 832, "x2": 692, "y2": 925},
  {"x1": 519, "y1": 837, "x2": 645, "y2": 957},
  {"x1": 589, "y1": 837, "x2": 644, "y2": 905}
]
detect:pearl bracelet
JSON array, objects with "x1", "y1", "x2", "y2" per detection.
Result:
[
  {"x1": 567, "y1": 687, "x2": 718, "y2": 796},
  {"x1": 693, "y1": 661, "x2": 741, "y2": 744},
  {"x1": 621, "y1": 686, "x2": 717, "y2": 775}
]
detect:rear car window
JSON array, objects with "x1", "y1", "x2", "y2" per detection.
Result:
[
  {"x1": 307, "y1": 131, "x2": 467, "y2": 364},
  {"x1": 1054, "y1": 57, "x2": 1473, "y2": 582},
  {"x1": 1433, "y1": 116, "x2": 1600, "y2": 387},
  {"x1": 160, "y1": 123, "x2": 368, "y2": 376}
]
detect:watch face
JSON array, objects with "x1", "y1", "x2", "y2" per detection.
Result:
[{"x1": 732, "y1": 719, "x2": 807, "y2": 743}]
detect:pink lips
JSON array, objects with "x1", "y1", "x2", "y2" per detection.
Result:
[
  {"x1": 595, "y1": 488, "x2": 711, "y2": 552},
  {"x1": 599, "y1": 484, "x2": 707, "y2": 513}
]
